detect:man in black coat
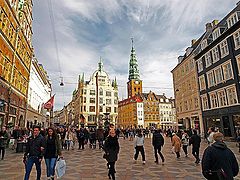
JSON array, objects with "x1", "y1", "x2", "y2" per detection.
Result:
[
  {"x1": 202, "y1": 132, "x2": 239, "y2": 180},
  {"x1": 23, "y1": 125, "x2": 46, "y2": 180},
  {"x1": 152, "y1": 129, "x2": 165, "y2": 164},
  {"x1": 189, "y1": 129, "x2": 201, "y2": 164}
]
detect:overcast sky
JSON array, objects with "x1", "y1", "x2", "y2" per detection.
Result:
[{"x1": 32, "y1": 0, "x2": 238, "y2": 110}]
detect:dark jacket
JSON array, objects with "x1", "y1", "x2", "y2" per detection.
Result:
[
  {"x1": 103, "y1": 136, "x2": 119, "y2": 162},
  {"x1": 189, "y1": 134, "x2": 201, "y2": 149},
  {"x1": 152, "y1": 132, "x2": 164, "y2": 148},
  {"x1": 24, "y1": 134, "x2": 46, "y2": 159},
  {"x1": 44, "y1": 135, "x2": 61, "y2": 159},
  {"x1": 0, "y1": 131, "x2": 9, "y2": 148},
  {"x1": 202, "y1": 141, "x2": 239, "y2": 180}
]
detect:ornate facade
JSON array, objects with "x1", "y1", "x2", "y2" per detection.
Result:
[
  {"x1": 73, "y1": 59, "x2": 118, "y2": 127},
  {"x1": 0, "y1": 0, "x2": 33, "y2": 128}
]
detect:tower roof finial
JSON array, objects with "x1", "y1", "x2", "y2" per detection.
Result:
[
  {"x1": 98, "y1": 57, "x2": 103, "y2": 72},
  {"x1": 131, "y1": 37, "x2": 134, "y2": 49}
]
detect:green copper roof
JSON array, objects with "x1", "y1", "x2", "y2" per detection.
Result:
[{"x1": 128, "y1": 38, "x2": 140, "y2": 80}]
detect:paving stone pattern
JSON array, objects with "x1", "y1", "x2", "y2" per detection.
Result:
[{"x1": 0, "y1": 137, "x2": 239, "y2": 180}]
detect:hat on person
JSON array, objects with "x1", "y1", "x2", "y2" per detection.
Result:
[{"x1": 213, "y1": 132, "x2": 224, "y2": 141}]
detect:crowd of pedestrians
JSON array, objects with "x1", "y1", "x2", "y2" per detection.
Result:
[{"x1": 0, "y1": 124, "x2": 239, "y2": 179}]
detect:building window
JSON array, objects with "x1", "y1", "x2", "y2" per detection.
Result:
[
  {"x1": 83, "y1": 89, "x2": 87, "y2": 94},
  {"x1": 220, "y1": 40, "x2": 229, "y2": 58},
  {"x1": 236, "y1": 55, "x2": 240, "y2": 75},
  {"x1": 217, "y1": 90, "x2": 227, "y2": 107},
  {"x1": 209, "y1": 92, "x2": 218, "y2": 108},
  {"x1": 99, "y1": 97, "x2": 103, "y2": 104},
  {"x1": 222, "y1": 61, "x2": 233, "y2": 80},
  {"x1": 90, "y1": 90, "x2": 95, "y2": 95},
  {"x1": 214, "y1": 66, "x2": 223, "y2": 84},
  {"x1": 99, "y1": 88, "x2": 103, "y2": 96},
  {"x1": 90, "y1": 98, "x2": 95, "y2": 103},
  {"x1": 201, "y1": 95, "x2": 209, "y2": 110},
  {"x1": 207, "y1": 71, "x2": 215, "y2": 87},
  {"x1": 227, "y1": 12, "x2": 238, "y2": 28},
  {"x1": 106, "y1": 91, "x2": 111, "y2": 96},
  {"x1": 114, "y1": 92, "x2": 118, "y2": 97},
  {"x1": 106, "y1": 99, "x2": 111, "y2": 105},
  {"x1": 114, "y1": 107, "x2": 117, "y2": 113},
  {"x1": 99, "y1": 106, "x2": 103, "y2": 112},
  {"x1": 199, "y1": 75, "x2": 206, "y2": 91},
  {"x1": 197, "y1": 58, "x2": 203, "y2": 72},
  {"x1": 89, "y1": 106, "x2": 95, "y2": 112},
  {"x1": 190, "y1": 59, "x2": 195, "y2": 70},
  {"x1": 234, "y1": 30, "x2": 240, "y2": 49},
  {"x1": 114, "y1": 99, "x2": 118, "y2": 105},
  {"x1": 226, "y1": 86, "x2": 238, "y2": 105},
  {"x1": 212, "y1": 28, "x2": 221, "y2": 41},
  {"x1": 201, "y1": 39, "x2": 208, "y2": 50},
  {"x1": 212, "y1": 46, "x2": 220, "y2": 63},
  {"x1": 106, "y1": 107, "x2": 111, "y2": 113},
  {"x1": 205, "y1": 52, "x2": 212, "y2": 68},
  {"x1": 84, "y1": 97, "x2": 86, "y2": 103}
]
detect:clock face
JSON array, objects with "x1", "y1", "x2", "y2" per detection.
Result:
[{"x1": 135, "y1": 81, "x2": 139, "y2": 84}]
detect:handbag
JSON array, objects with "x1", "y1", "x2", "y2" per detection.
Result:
[{"x1": 55, "y1": 158, "x2": 66, "y2": 179}]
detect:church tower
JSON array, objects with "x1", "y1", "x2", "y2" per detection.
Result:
[{"x1": 127, "y1": 38, "x2": 142, "y2": 98}]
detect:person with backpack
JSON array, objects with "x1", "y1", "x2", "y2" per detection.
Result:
[
  {"x1": 152, "y1": 129, "x2": 165, "y2": 164},
  {"x1": 202, "y1": 132, "x2": 239, "y2": 180},
  {"x1": 133, "y1": 130, "x2": 146, "y2": 164}
]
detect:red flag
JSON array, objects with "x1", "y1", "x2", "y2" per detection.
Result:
[{"x1": 44, "y1": 95, "x2": 54, "y2": 109}]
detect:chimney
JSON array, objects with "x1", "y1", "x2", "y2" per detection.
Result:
[
  {"x1": 191, "y1": 39, "x2": 196, "y2": 46},
  {"x1": 205, "y1": 23, "x2": 212, "y2": 32},
  {"x1": 212, "y1": 20, "x2": 219, "y2": 28},
  {"x1": 178, "y1": 56, "x2": 184, "y2": 64},
  {"x1": 163, "y1": 93, "x2": 165, "y2": 96}
]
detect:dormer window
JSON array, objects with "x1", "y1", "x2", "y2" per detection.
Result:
[
  {"x1": 227, "y1": 12, "x2": 239, "y2": 28},
  {"x1": 201, "y1": 39, "x2": 208, "y2": 50},
  {"x1": 212, "y1": 28, "x2": 221, "y2": 41}
]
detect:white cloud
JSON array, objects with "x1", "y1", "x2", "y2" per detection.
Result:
[{"x1": 32, "y1": 0, "x2": 238, "y2": 110}]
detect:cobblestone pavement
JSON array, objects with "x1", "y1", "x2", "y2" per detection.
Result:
[{"x1": 0, "y1": 136, "x2": 239, "y2": 180}]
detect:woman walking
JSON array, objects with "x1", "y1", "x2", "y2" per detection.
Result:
[
  {"x1": 65, "y1": 128, "x2": 74, "y2": 150},
  {"x1": 172, "y1": 133, "x2": 181, "y2": 158},
  {"x1": 44, "y1": 128, "x2": 62, "y2": 180},
  {"x1": 103, "y1": 129, "x2": 120, "y2": 180},
  {"x1": 133, "y1": 130, "x2": 146, "y2": 164}
]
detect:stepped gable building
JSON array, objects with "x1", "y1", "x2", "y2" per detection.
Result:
[
  {"x1": 195, "y1": 2, "x2": 240, "y2": 138},
  {"x1": 0, "y1": 0, "x2": 33, "y2": 128},
  {"x1": 73, "y1": 59, "x2": 118, "y2": 127}
]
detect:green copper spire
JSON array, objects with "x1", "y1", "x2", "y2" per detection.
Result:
[
  {"x1": 98, "y1": 57, "x2": 103, "y2": 72},
  {"x1": 128, "y1": 38, "x2": 140, "y2": 80}
]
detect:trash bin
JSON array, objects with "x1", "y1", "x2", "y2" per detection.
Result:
[{"x1": 16, "y1": 142, "x2": 27, "y2": 153}]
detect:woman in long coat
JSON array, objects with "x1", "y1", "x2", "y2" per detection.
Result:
[
  {"x1": 103, "y1": 129, "x2": 120, "y2": 180},
  {"x1": 172, "y1": 133, "x2": 181, "y2": 158}
]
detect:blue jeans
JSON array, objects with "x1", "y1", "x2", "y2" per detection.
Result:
[
  {"x1": 24, "y1": 156, "x2": 41, "y2": 180},
  {"x1": 45, "y1": 158, "x2": 57, "y2": 177}
]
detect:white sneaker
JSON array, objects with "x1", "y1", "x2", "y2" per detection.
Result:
[{"x1": 142, "y1": 161, "x2": 146, "y2": 164}]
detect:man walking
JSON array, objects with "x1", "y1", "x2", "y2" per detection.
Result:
[
  {"x1": 0, "y1": 126, "x2": 10, "y2": 160},
  {"x1": 202, "y1": 132, "x2": 239, "y2": 179},
  {"x1": 152, "y1": 129, "x2": 165, "y2": 164},
  {"x1": 189, "y1": 129, "x2": 201, "y2": 164},
  {"x1": 23, "y1": 125, "x2": 46, "y2": 180}
]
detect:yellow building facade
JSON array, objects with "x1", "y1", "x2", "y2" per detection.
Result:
[
  {"x1": 172, "y1": 44, "x2": 204, "y2": 134},
  {"x1": 0, "y1": 0, "x2": 33, "y2": 127}
]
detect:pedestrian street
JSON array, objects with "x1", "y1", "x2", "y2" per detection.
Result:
[{"x1": 0, "y1": 136, "x2": 239, "y2": 180}]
